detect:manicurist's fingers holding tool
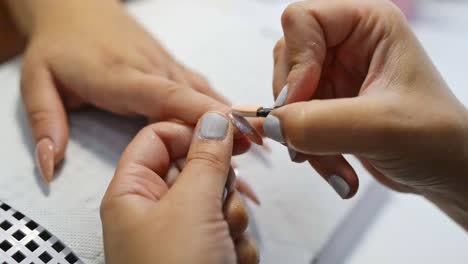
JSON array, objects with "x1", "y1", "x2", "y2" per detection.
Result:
[{"x1": 255, "y1": 0, "x2": 468, "y2": 229}]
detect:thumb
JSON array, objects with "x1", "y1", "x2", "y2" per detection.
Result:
[
  {"x1": 263, "y1": 97, "x2": 390, "y2": 156},
  {"x1": 170, "y1": 112, "x2": 233, "y2": 204},
  {"x1": 21, "y1": 63, "x2": 68, "y2": 184}
]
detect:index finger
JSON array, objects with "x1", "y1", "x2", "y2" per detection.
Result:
[
  {"x1": 94, "y1": 71, "x2": 232, "y2": 125},
  {"x1": 103, "y1": 122, "x2": 194, "y2": 203}
]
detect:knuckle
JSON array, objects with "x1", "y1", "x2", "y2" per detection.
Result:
[
  {"x1": 28, "y1": 109, "x2": 57, "y2": 131},
  {"x1": 281, "y1": 2, "x2": 308, "y2": 29},
  {"x1": 158, "y1": 81, "x2": 182, "y2": 120},
  {"x1": 192, "y1": 72, "x2": 211, "y2": 88},
  {"x1": 187, "y1": 149, "x2": 226, "y2": 174}
]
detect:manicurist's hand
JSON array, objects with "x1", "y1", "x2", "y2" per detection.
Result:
[
  {"x1": 265, "y1": 0, "x2": 468, "y2": 229},
  {"x1": 101, "y1": 112, "x2": 259, "y2": 264},
  {"x1": 5, "y1": 0, "x2": 230, "y2": 183}
]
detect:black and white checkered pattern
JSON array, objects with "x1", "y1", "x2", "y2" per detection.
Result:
[{"x1": 0, "y1": 201, "x2": 83, "y2": 263}]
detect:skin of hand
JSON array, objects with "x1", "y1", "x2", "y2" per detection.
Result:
[
  {"x1": 101, "y1": 112, "x2": 259, "y2": 264},
  {"x1": 264, "y1": 0, "x2": 468, "y2": 229},
  {"x1": 0, "y1": 2, "x2": 25, "y2": 63},
  {"x1": 5, "y1": 0, "x2": 232, "y2": 183}
]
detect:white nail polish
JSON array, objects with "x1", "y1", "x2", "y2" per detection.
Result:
[
  {"x1": 328, "y1": 175, "x2": 350, "y2": 199},
  {"x1": 288, "y1": 148, "x2": 297, "y2": 161},
  {"x1": 263, "y1": 114, "x2": 285, "y2": 143},
  {"x1": 275, "y1": 84, "x2": 289, "y2": 107},
  {"x1": 199, "y1": 112, "x2": 229, "y2": 140}
]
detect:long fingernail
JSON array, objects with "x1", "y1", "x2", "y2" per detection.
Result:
[
  {"x1": 288, "y1": 148, "x2": 297, "y2": 161},
  {"x1": 35, "y1": 138, "x2": 55, "y2": 184},
  {"x1": 228, "y1": 111, "x2": 263, "y2": 145},
  {"x1": 328, "y1": 175, "x2": 350, "y2": 199},
  {"x1": 274, "y1": 84, "x2": 289, "y2": 107},
  {"x1": 263, "y1": 114, "x2": 285, "y2": 143},
  {"x1": 199, "y1": 112, "x2": 229, "y2": 140}
]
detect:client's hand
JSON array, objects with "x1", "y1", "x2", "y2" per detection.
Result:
[
  {"x1": 101, "y1": 112, "x2": 259, "y2": 264},
  {"x1": 5, "y1": 0, "x2": 230, "y2": 183},
  {"x1": 265, "y1": 0, "x2": 468, "y2": 229}
]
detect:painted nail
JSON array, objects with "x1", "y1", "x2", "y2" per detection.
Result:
[
  {"x1": 328, "y1": 175, "x2": 350, "y2": 199},
  {"x1": 199, "y1": 112, "x2": 229, "y2": 140},
  {"x1": 228, "y1": 111, "x2": 263, "y2": 145},
  {"x1": 274, "y1": 84, "x2": 289, "y2": 107},
  {"x1": 288, "y1": 148, "x2": 297, "y2": 161},
  {"x1": 35, "y1": 138, "x2": 55, "y2": 184},
  {"x1": 263, "y1": 114, "x2": 285, "y2": 143}
]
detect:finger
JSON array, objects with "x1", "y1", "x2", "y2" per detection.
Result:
[
  {"x1": 286, "y1": 144, "x2": 359, "y2": 198},
  {"x1": 21, "y1": 62, "x2": 68, "y2": 184},
  {"x1": 80, "y1": 69, "x2": 258, "y2": 147},
  {"x1": 185, "y1": 68, "x2": 231, "y2": 105},
  {"x1": 173, "y1": 158, "x2": 260, "y2": 204},
  {"x1": 93, "y1": 71, "x2": 231, "y2": 126},
  {"x1": 278, "y1": 0, "x2": 401, "y2": 106},
  {"x1": 272, "y1": 38, "x2": 290, "y2": 104},
  {"x1": 165, "y1": 162, "x2": 181, "y2": 188},
  {"x1": 223, "y1": 191, "x2": 249, "y2": 239},
  {"x1": 103, "y1": 122, "x2": 193, "y2": 203},
  {"x1": 307, "y1": 155, "x2": 359, "y2": 199},
  {"x1": 277, "y1": 1, "x2": 328, "y2": 106},
  {"x1": 235, "y1": 234, "x2": 259, "y2": 264},
  {"x1": 171, "y1": 112, "x2": 234, "y2": 203},
  {"x1": 263, "y1": 97, "x2": 390, "y2": 155},
  {"x1": 235, "y1": 178, "x2": 260, "y2": 206},
  {"x1": 167, "y1": 64, "x2": 193, "y2": 87}
]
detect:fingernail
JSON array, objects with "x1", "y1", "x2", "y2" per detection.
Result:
[
  {"x1": 274, "y1": 84, "x2": 289, "y2": 107},
  {"x1": 228, "y1": 111, "x2": 263, "y2": 145},
  {"x1": 328, "y1": 175, "x2": 350, "y2": 199},
  {"x1": 35, "y1": 138, "x2": 55, "y2": 184},
  {"x1": 263, "y1": 114, "x2": 285, "y2": 143},
  {"x1": 199, "y1": 112, "x2": 229, "y2": 140},
  {"x1": 288, "y1": 148, "x2": 297, "y2": 161}
]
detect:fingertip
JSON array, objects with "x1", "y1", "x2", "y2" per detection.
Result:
[
  {"x1": 223, "y1": 191, "x2": 249, "y2": 239},
  {"x1": 198, "y1": 111, "x2": 233, "y2": 141},
  {"x1": 235, "y1": 234, "x2": 260, "y2": 264},
  {"x1": 308, "y1": 155, "x2": 359, "y2": 199},
  {"x1": 178, "y1": 112, "x2": 234, "y2": 199},
  {"x1": 22, "y1": 66, "x2": 69, "y2": 181}
]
